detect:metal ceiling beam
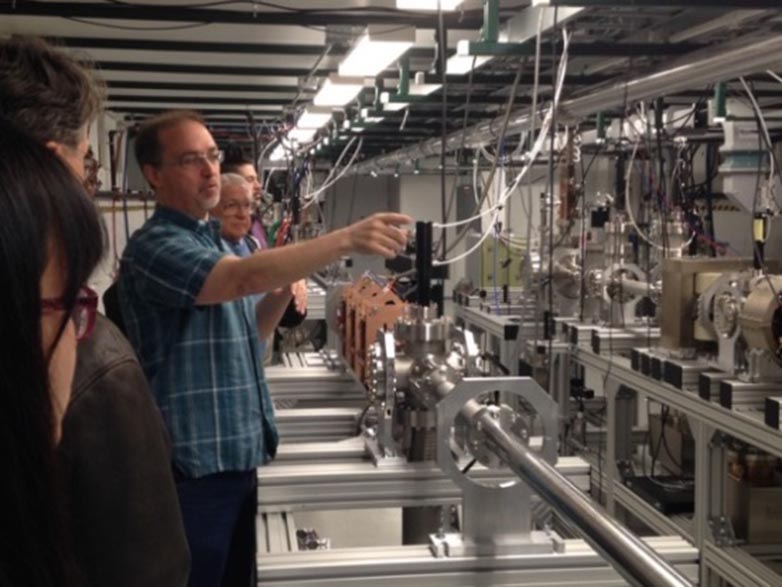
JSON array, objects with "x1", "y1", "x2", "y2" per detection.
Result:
[
  {"x1": 108, "y1": 94, "x2": 287, "y2": 106},
  {"x1": 58, "y1": 35, "x2": 700, "y2": 59},
  {"x1": 565, "y1": 41, "x2": 705, "y2": 57},
  {"x1": 94, "y1": 61, "x2": 317, "y2": 77},
  {"x1": 674, "y1": 88, "x2": 782, "y2": 98},
  {"x1": 374, "y1": 113, "x2": 497, "y2": 123},
  {"x1": 56, "y1": 36, "x2": 334, "y2": 56},
  {"x1": 105, "y1": 81, "x2": 302, "y2": 93},
  {"x1": 55, "y1": 36, "x2": 436, "y2": 60},
  {"x1": 108, "y1": 94, "x2": 533, "y2": 110},
  {"x1": 102, "y1": 76, "x2": 605, "y2": 95},
  {"x1": 95, "y1": 60, "x2": 440, "y2": 78},
  {"x1": 0, "y1": 2, "x2": 482, "y2": 28},
  {"x1": 435, "y1": 73, "x2": 615, "y2": 86},
  {"x1": 112, "y1": 106, "x2": 280, "y2": 116},
  {"x1": 393, "y1": 95, "x2": 537, "y2": 107},
  {"x1": 96, "y1": 66, "x2": 616, "y2": 88}
]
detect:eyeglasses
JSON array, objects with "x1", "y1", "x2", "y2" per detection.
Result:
[
  {"x1": 41, "y1": 287, "x2": 99, "y2": 341},
  {"x1": 221, "y1": 201, "x2": 253, "y2": 215},
  {"x1": 169, "y1": 149, "x2": 225, "y2": 169}
]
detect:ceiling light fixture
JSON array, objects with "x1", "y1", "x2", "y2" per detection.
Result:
[
  {"x1": 396, "y1": 0, "x2": 463, "y2": 10},
  {"x1": 360, "y1": 107, "x2": 385, "y2": 124},
  {"x1": 269, "y1": 144, "x2": 288, "y2": 162},
  {"x1": 380, "y1": 91, "x2": 412, "y2": 112},
  {"x1": 410, "y1": 72, "x2": 442, "y2": 96},
  {"x1": 313, "y1": 74, "x2": 366, "y2": 107},
  {"x1": 339, "y1": 25, "x2": 415, "y2": 77},
  {"x1": 296, "y1": 106, "x2": 333, "y2": 129},
  {"x1": 288, "y1": 127, "x2": 317, "y2": 143},
  {"x1": 446, "y1": 48, "x2": 494, "y2": 75}
]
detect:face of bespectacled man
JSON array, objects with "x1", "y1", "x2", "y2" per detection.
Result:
[
  {"x1": 212, "y1": 183, "x2": 253, "y2": 243},
  {"x1": 144, "y1": 120, "x2": 223, "y2": 219}
]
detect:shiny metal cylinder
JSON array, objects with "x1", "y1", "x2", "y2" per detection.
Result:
[
  {"x1": 652, "y1": 210, "x2": 689, "y2": 260},
  {"x1": 619, "y1": 276, "x2": 661, "y2": 300},
  {"x1": 397, "y1": 304, "x2": 448, "y2": 357},
  {"x1": 604, "y1": 215, "x2": 634, "y2": 264},
  {"x1": 471, "y1": 399, "x2": 692, "y2": 587}
]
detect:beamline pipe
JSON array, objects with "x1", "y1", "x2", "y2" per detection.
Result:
[{"x1": 472, "y1": 400, "x2": 693, "y2": 587}]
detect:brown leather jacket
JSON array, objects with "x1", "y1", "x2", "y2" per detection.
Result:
[{"x1": 58, "y1": 315, "x2": 190, "y2": 587}]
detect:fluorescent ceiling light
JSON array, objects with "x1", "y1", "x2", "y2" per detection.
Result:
[
  {"x1": 269, "y1": 144, "x2": 288, "y2": 162},
  {"x1": 339, "y1": 25, "x2": 415, "y2": 77},
  {"x1": 446, "y1": 53, "x2": 493, "y2": 75},
  {"x1": 297, "y1": 106, "x2": 332, "y2": 129},
  {"x1": 288, "y1": 127, "x2": 316, "y2": 143},
  {"x1": 397, "y1": 0, "x2": 463, "y2": 9},
  {"x1": 359, "y1": 108, "x2": 384, "y2": 124},
  {"x1": 313, "y1": 74, "x2": 365, "y2": 107},
  {"x1": 383, "y1": 102, "x2": 408, "y2": 112},
  {"x1": 380, "y1": 92, "x2": 409, "y2": 112},
  {"x1": 409, "y1": 71, "x2": 441, "y2": 96}
]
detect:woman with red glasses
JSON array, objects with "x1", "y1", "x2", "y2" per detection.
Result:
[{"x1": 0, "y1": 119, "x2": 104, "y2": 586}]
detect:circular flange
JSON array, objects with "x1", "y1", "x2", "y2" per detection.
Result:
[{"x1": 435, "y1": 377, "x2": 558, "y2": 494}]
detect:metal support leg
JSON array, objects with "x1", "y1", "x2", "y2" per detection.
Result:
[
  {"x1": 703, "y1": 432, "x2": 728, "y2": 587},
  {"x1": 694, "y1": 420, "x2": 716, "y2": 586},
  {"x1": 500, "y1": 334, "x2": 518, "y2": 376},
  {"x1": 604, "y1": 378, "x2": 618, "y2": 514},
  {"x1": 605, "y1": 379, "x2": 634, "y2": 516}
]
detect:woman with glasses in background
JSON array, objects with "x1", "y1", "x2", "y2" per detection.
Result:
[{"x1": 0, "y1": 119, "x2": 104, "y2": 586}]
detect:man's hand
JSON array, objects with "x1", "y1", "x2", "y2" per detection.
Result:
[
  {"x1": 291, "y1": 279, "x2": 307, "y2": 313},
  {"x1": 345, "y1": 213, "x2": 412, "y2": 258}
]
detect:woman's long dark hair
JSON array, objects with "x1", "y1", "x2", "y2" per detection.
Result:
[{"x1": 0, "y1": 119, "x2": 104, "y2": 586}]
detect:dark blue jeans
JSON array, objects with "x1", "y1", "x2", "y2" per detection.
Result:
[{"x1": 176, "y1": 470, "x2": 257, "y2": 587}]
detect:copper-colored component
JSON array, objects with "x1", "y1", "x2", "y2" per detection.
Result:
[
  {"x1": 341, "y1": 277, "x2": 378, "y2": 369},
  {"x1": 340, "y1": 276, "x2": 405, "y2": 385},
  {"x1": 559, "y1": 129, "x2": 577, "y2": 223}
]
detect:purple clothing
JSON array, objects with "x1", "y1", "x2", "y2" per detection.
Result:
[{"x1": 250, "y1": 216, "x2": 268, "y2": 249}]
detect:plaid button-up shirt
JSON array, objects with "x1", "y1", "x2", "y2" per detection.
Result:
[{"x1": 119, "y1": 206, "x2": 278, "y2": 479}]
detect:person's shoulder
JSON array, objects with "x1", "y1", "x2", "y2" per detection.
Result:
[
  {"x1": 71, "y1": 315, "x2": 145, "y2": 400},
  {"x1": 123, "y1": 216, "x2": 198, "y2": 264},
  {"x1": 128, "y1": 215, "x2": 177, "y2": 244}
]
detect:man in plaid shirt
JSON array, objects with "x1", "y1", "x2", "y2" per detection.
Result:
[{"x1": 119, "y1": 110, "x2": 410, "y2": 587}]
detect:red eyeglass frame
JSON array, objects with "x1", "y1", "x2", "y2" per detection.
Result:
[{"x1": 41, "y1": 286, "x2": 99, "y2": 341}]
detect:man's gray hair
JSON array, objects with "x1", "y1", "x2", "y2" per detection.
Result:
[{"x1": 220, "y1": 173, "x2": 252, "y2": 195}]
